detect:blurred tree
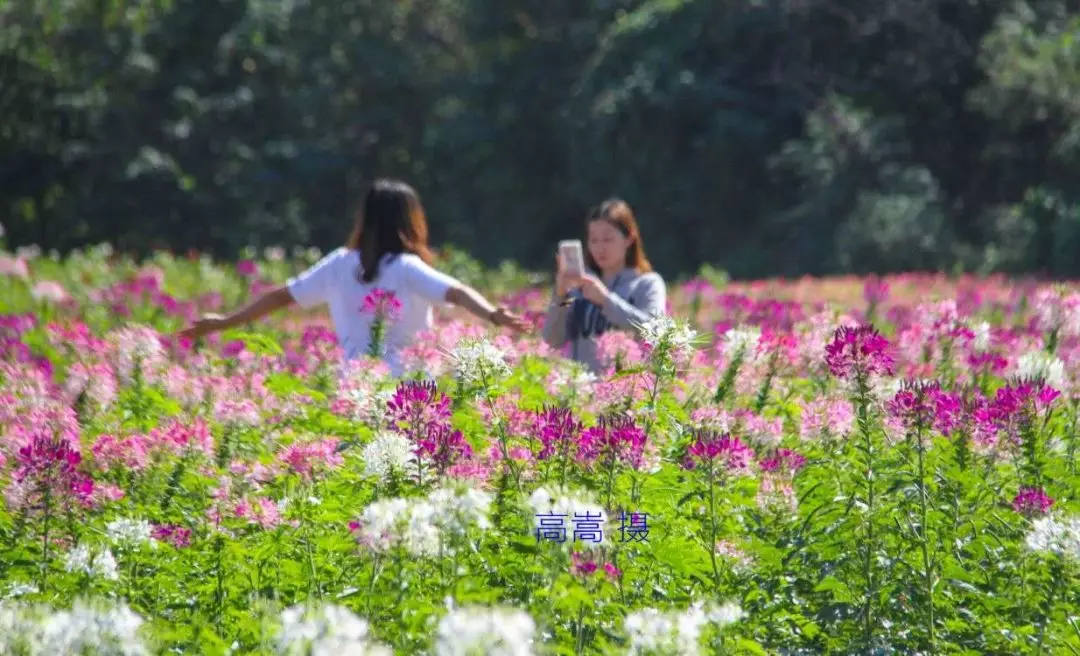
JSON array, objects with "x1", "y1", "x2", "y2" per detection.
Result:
[{"x1": 4, "y1": 0, "x2": 1080, "y2": 278}]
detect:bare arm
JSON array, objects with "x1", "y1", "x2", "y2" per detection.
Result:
[
  {"x1": 445, "y1": 284, "x2": 497, "y2": 322},
  {"x1": 445, "y1": 284, "x2": 529, "y2": 333},
  {"x1": 179, "y1": 286, "x2": 294, "y2": 340}
]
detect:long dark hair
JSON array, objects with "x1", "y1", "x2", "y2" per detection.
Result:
[
  {"x1": 345, "y1": 179, "x2": 435, "y2": 283},
  {"x1": 583, "y1": 198, "x2": 653, "y2": 274}
]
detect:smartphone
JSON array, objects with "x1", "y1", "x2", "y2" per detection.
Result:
[{"x1": 558, "y1": 240, "x2": 585, "y2": 276}]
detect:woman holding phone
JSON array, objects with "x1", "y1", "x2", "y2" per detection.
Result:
[
  {"x1": 541, "y1": 198, "x2": 667, "y2": 372},
  {"x1": 179, "y1": 178, "x2": 529, "y2": 376}
]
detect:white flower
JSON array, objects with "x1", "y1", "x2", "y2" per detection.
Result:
[
  {"x1": 1015, "y1": 351, "x2": 1066, "y2": 390},
  {"x1": 277, "y1": 603, "x2": 390, "y2": 656},
  {"x1": 970, "y1": 321, "x2": 992, "y2": 352},
  {"x1": 435, "y1": 605, "x2": 536, "y2": 656},
  {"x1": 64, "y1": 545, "x2": 120, "y2": 581},
  {"x1": 640, "y1": 315, "x2": 697, "y2": 349},
  {"x1": 353, "y1": 498, "x2": 411, "y2": 552},
  {"x1": 449, "y1": 338, "x2": 511, "y2": 386},
  {"x1": 39, "y1": 598, "x2": 148, "y2": 655},
  {"x1": 704, "y1": 601, "x2": 746, "y2": 626},
  {"x1": 1024, "y1": 515, "x2": 1080, "y2": 559},
  {"x1": 398, "y1": 500, "x2": 442, "y2": 557},
  {"x1": 3, "y1": 582, "x2": 39, "y2": 599},
  {"x1": 352, "y1": 487, "x2": 491, "y2": 558},
  {"x1": 722, "y1": 327, "x2": 760, "y2": 362},
  {"x1": 429, "y1": 487, "x2": 494, "y2": 535},
  {"x1": 548, "y1": 361, "x2": 597, "y2": 390},
  {"x1": 362, "y1": 431, "x2": 418, "y2": 482},
  {"x1": 625, "y1": 601, "x2": 744, "y2": 655},
  {"x1": 342, "y1": 383, "x2": 395, "y2": 425},
  {"x1": 63, "y1": 545, "x2": 92, "y2": 575},
  {"x1": 0, "y1": 602, "x2": 42, "y2": 654},
  {"x1": 106, "y1": 518, "x2": 155, "y2": 548},
  {"x1": 638, "y1": 315, "x2": 698, "y2": 365}
]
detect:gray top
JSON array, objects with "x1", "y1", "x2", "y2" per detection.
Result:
[{"x1": 541, "y1": 268, "x2": 667, "y2": 373}]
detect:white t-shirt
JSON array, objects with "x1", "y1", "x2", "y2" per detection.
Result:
[{"x1": 286, "y1": 247, "x2": 458, "y2": 375}]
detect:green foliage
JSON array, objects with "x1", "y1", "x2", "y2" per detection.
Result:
[{"x1": 8, "y1": 0, "x2": 1080, "y2": 277}]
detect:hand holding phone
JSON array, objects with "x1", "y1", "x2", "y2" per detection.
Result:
[
  {"x1": 556, "y1": 240, "x2": 584, "y2": 306},
  {"x1": 558, "y1": 240, "x2": 585, "y2": 276}
]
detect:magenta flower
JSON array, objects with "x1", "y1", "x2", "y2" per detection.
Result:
[
  {"x1": 824, "y1": 324, "x2": 895, "y2": 380},
  {"x1": 577, "y1": 414, "x2": 648, "y2": 470},
  {"x1": 987, "y1": 380, "x2": 1061, "y2": 446},
  {"x1": 887, "y1": 380, "x2": 962, "y2": 436},
  {"x1": 361, "y1": 288, "x2": 402, "y2": 320},
  {"x1": 569, "y1": 552, "x2": 621, "y2": 582},
  {"x1": 388, "y1": 380, "x2": 452, "y2": 440},
  {"x1": 1012, "y1": 487, "x2": 1054, "y2": 516},
  {"x1": 222, "y1": 340, "x2": 246, "y2": 358},
  {"x1": 570, "y1": 552, "x2": 598, "y2": 578},
  {"x1": 152, "y1": 525, "x2": 193, "y2": 548},
  {"x1": 417, "y1": 424, "x2": 472, "y2": 474},
  {"x1": 683, "y1": 431, "x2": 754, "y2": 475},
  {"x1": 236, "y1": 260, "x2": 258, "y2": 277},
  {"x1": 760, "y1": 448, "x2": 807, "y2": 475},
  {"x1": 532, "y1": 406, "x2": 582, "y2": 461},
  {"x1": 12, "y1": 430, "x2": 95, "y2": 511}
]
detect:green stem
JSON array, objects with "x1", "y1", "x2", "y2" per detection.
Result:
[
  {"x1": 39, "y1": 486, "x2": 52, "y2": 592},
  {"x1": 1035, "y1": 558, "x2": 1064, "y2": 656},
  {"x1": 707, "y1": 465, "x2": 720, "y2": 588},
  {"x1": 914, "y1": 425, "x2": 935, "y2": 650},
  {"x1": 854, "y1": 371, "x2": 877, "y2": 648}
]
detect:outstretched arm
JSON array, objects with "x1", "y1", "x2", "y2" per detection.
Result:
[
  {"x1": 179, "y1": 286, "x2": 294, "y2": 340},
  {"x1": 445, "y1": 285, "x2": 530, "y2": 333}
]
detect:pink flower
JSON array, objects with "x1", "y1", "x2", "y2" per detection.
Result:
[
  {"x1": 91, "y1": 433, "x2": 151, "y2": 471},
  {"x1": 684, "y1": 431, "x2": 754, "y2": 475},
  {"x1": 1012, "y1": 487, "x2": 1054, "y2": 516},
  {"x1": 594, "y1": 331, "x2": 645, "y2": 371},
  {"x1": 361, "y1": 288, "x2": 403, "y2": 320},
  {"x1": 760, "y1": 448, "x2": 807, "y2": 475},
  {"x1": 278, "y1": 438, "x2": 344, "y2": 481},
  {"x1": 603, "y1": 562, "x2": 622, "y2": 581},
  {"x1": 446, "y1": 459, "x2": 492, "y2": 486},
  {"x1": 152, "y1": 524, "x2": 193, "y2": 548},
  {"x1": 31, "y1": 280, "x2": 69, "y2": 304},
  {"x1": 864, "y1": 277, "x2": 890, "y2": 306}
]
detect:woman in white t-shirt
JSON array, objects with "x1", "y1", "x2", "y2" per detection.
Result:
[{"x1": 179, "y1": 179, "x2": 528, "y2": 375}]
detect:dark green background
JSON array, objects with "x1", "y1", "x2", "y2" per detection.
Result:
[{"x1": 5, "y1": 0, "x2": 1080, "y2": 278}]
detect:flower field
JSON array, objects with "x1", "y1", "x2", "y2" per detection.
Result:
[{"x1": 2, "y1": 245, "x2": 1080, "y2": 655}]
